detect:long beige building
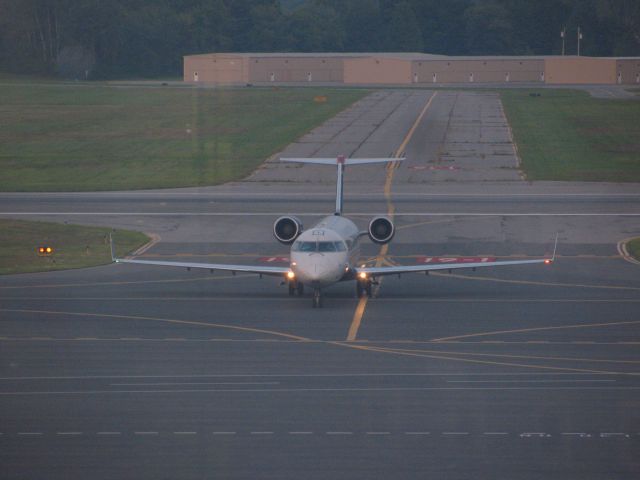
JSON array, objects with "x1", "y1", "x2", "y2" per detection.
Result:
[{"x1": 184, "y1": 52, "x2": 640, "y2": 86}]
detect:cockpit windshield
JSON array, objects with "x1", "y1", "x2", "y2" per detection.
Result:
[{"x1": 292, "y1": 241, "x2": 346, "y2": 252}]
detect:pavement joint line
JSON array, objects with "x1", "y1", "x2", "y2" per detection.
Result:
[
  {"x1": 212, "y1": 431, "x2": 236, "y2": 435},
  {"x1": 97, "y1": 432, "x2": 121, "y2": 435},
  {"x1": 366, "y1": 432, "x2": 391, "y2": 435},
  {"x1": 443, "y1": 432, "x2": 469, "y2": 435},
  {"x1": 289, "y1": 431, "x2": 313, "y2": 435},
  {"x1": 326, "y1": 431, "x2": 353, "y2": 435},
  {"x1": 484, "y1": 432, "x2": 509, "y2": 435},
  {"x1": 134, "y1": 432, "x2": 158, "y2": 435},
  {"x1": 57, "y1": 432, "x2": 82, "y2": 435},
  {"x1": 173, "y1": 431, "x2": 197, "y2": 435},
  {"x1": 18, "y1": 432, "x2": 43, "y2": 435},
  {"x1": 250, "y1": 431, "x2": 273, "y2": 435},
  {"x1": 405, "y1": 432, "x2": 430, "y2": 435}
]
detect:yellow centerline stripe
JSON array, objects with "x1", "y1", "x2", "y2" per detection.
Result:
[
  {"x1": 431, "y1": 319, "x2": 640, "y2": 343},
  {"x1": 347, "y1": 92, "x2": 438, "y2": 342},
  {"x1": 0, "y1": 309, "x2": 310, "y2": 342}
]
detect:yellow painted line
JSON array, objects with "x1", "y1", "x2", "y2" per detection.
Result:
[
  {"x1": 347, "y1": 92, "x2": 438, "y2": 342},
  {"x1": 0, "y1": 308, "x2": 310, "y2": 342},
  {"x1": 362, "y1": 345, "x2": 640, "y2": 365},
  {"x1": 430, "y1": 271, "x2": 640, "y2": 291},
  {"x1": 334, "y1": 342, "x2": 625, "y2": 376},
  {"x1": 617, "y1": 237, "x2": 640, "y2": 266},
  {"x1": 431, "y1": 320, "x2": 640, "y2": 343},
  {"x1": 0, "y1": 273, "x2": 248, "y2": 290}
]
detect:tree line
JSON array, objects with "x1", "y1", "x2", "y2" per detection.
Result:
[{"x1": 0, "y1": 0, "x2": 638, "y2": 79}]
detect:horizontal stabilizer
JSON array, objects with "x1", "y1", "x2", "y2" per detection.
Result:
[{"x1": 281, "y1": 157, "x2": 404, "y2": 165}]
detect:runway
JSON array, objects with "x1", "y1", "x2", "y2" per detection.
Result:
[{"x1": 1, "y1": 89, "x2": 639, "y2": 479}]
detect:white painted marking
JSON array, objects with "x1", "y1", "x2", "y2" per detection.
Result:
[
  {"x1": 3, "y1": 386, "x2": 639, "y2": 396},
  {"x1": 520, "y1": 432, "x2": 551, "y2": 438},
  {"x1": 2, "y1": 212, "x2": 639, "y2": 217},
  {"x1": 18, "y1": 432, "x2": 43, "y2": 436},
  {"x1": 600, "y1": 432, "x2": 629, "y2": 437},
  {"x1": 562, "y1": 433, "x2": 591, "y2": 438},
  {"x1": 110, "y1": 382, "x2": 281, "y2": 386},
  {"x1": 447, "y1": 380, "x2": 616, "y2": 384}
]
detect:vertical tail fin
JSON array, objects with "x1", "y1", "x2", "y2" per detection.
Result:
[{"x1": 280, "y1": 156, "x2": 404, "y2": 215}]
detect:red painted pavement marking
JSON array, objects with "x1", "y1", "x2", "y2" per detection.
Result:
[
  {"x1": 409, "y1": 165, "x2": 460, "y2": 171},
  {"x1": 258, "y1": 256, "x2": 290, "y2": 263},
  {"x1": 416, "y1": 256, "x2": 496, "y2": 264}
]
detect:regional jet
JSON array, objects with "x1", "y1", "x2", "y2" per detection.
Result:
[{"x1": 112, "y1": 156, "x2": 555, "y2": 307}]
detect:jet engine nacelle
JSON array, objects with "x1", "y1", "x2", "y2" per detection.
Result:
[
  {"x1": 368, "y1": 216, "x2": 395, "y2": 245},
  {"x1": 273, "y1": 216, "x2": 303, "y2": 244}
]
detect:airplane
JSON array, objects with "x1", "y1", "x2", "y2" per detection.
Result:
[{"x1": 111, "y1": 155, "x2": 556, "y2": 308}]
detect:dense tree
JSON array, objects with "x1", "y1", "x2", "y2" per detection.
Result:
[{"x1": 0, "y1": 0, "x2": 637, "y2": 78}]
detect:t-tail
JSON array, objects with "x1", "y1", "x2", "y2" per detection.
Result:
[{"x1": 280, "y1": 155, "x2": 404, "y2": 215}]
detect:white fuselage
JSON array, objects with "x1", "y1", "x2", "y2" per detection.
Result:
[{"x1": 290, "y1": 215, "x2": 361, "y2": 287}]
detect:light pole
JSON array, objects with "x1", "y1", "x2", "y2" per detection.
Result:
[
  {"x1": 577, "y1": 27, "x2": 583, "y2": 56},
  {"x1": 561, "y1": 28, "x2": 565, "y2": 56}
]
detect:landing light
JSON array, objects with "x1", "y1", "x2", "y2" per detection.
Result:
[
  {"x1": 358, "y1": 272, "x2": 367, "y2": 279},
  {"x1": 287, "y1": 271, "x2": 295, "y2": 279}
]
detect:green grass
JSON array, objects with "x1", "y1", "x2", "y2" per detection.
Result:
[
  {"x1": 627, "y1": 238, "x2": 640, "y2": 261},
  {"x1": 0, "y1": 219, "x2": 149, "y2": 275},
  {"x1": 0, "y1": 85, "x2": 367, "y2": 191},
  {"x1": 501, "y1": 89, "x2": 640, "y2": 182}
]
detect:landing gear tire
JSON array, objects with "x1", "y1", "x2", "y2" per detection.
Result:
[
  {"x1": 312, "y1": 288, "x2": 323, "y2": 308},
  {"x1": 357, "y1": 280, "x2": 372, "y2": 298}
]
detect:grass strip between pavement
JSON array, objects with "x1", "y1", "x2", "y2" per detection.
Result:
[
  {"x1": 501, "y1": 89, "x2": 640, "y2": 182},
  {"x1": 627, "y1": 238, "x2": 640, "y2": 262},
  {"x1": 0, "y1": 84, "x2": 366, "y2": 191},
  {"x1": 0, "y1": 219, "x2": 149, "y2": 275}
]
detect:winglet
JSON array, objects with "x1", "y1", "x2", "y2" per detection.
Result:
[{"x1": 109, "y1": 232, "x2": 118, "y2": 263}]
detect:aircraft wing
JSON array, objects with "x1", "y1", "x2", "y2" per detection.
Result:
[
  {"x1": 114, "y1": 257, "x2": 290, "y2": 276},
  {"x1": 110, "y1": 236, "x2": 290, "y2": 277},
  {"x1": 357, "y1": 257, "x2": 552, "y2": 277},
  {"x1": 359, "y1": 235, "x2": 557, "y2": 277}
]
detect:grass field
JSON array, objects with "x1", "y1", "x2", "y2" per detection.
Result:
[
  {"x1": 0, "y1": 219, "x2": 149, "y2": 275},
  {"x1": 0, "y1": 84, "x2": 366, "y2": 191},
  {"x1": 627, "y1": 238, "x2": 640, "y2": 261},
  {"x1": 501, "y1": 89, "x2": 640, "y2": 182}
]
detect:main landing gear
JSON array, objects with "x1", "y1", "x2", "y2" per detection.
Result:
[
  {"x1": 288, "y1": 279, "x2": 304, "y2": 296},
  {"x1": 356, "y1": 277, "x2": 373, "y2": 298}
]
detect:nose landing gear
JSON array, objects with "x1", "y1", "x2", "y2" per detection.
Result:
[{"x1": 312, "y1": 288, "x2": 323, "y2": 308}]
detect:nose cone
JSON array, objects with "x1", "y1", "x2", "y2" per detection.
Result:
[{"x1": 292, "y1": 253, "x2": 344, "y2": 286}]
